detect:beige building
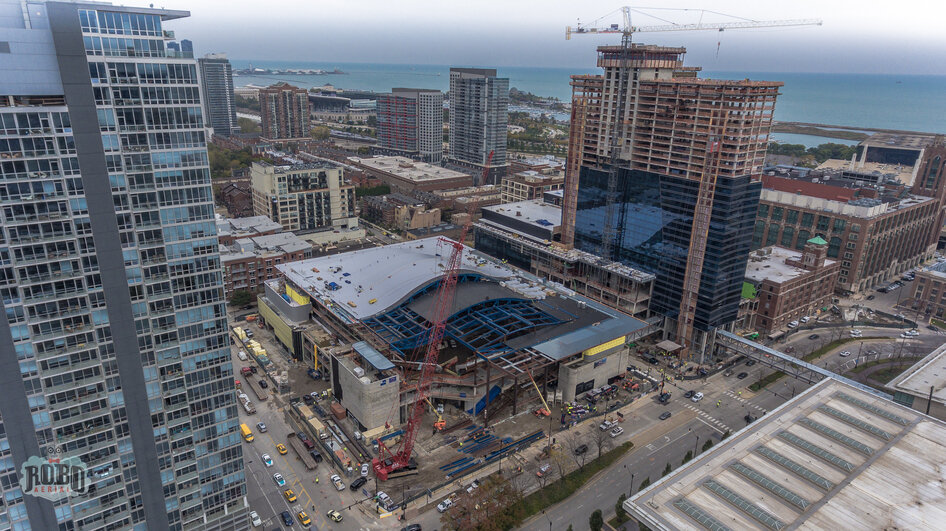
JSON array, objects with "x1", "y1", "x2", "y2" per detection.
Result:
[
  {"x1": 500, "y1": 170, "x2": 565, "y2": 203},
  {"x1": 886, "y1": 342, "x2": 946, "y2": 420},
  {"x1": 251, "y1": 161, "x2": 357, "y2": 232}
]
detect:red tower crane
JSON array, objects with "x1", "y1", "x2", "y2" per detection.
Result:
[{"x1": 373, "y1": 152, "x2": 493, "y2": 481}]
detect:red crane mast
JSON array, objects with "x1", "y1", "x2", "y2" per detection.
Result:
[{"x1": 373, "y1": 152, "x2": 493, "y2": 481}]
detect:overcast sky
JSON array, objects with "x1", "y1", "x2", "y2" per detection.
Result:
[{"x1": 167, "y1": 0, "x2": 946, "y2": 74}]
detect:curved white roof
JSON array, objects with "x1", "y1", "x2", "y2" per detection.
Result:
[{"x1": 276, "y1": 238, "x2": 515, "y2": 320}]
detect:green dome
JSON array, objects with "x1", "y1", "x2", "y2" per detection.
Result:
[{"x1": 807, "y1": 236, "x2": 828, "y2": 245}]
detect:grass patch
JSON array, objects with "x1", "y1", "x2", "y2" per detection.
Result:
[
  {"x1": 500, "y1": 442, "x2": 634, "y2": 528},
  {"x1": 932, "y1": 318, "x2": 946, "y2": 329},
  {"x1": 849, "y1": 357, "x2": 921, "y2": 374},
  {"x1": 869, "y1": 367, "x2": 910, "y2": 385},
  {"x1": 748, "y1": 336, "x2": 884, "y2": 391}
]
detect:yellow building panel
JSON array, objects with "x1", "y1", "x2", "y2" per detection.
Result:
[{"x1": 583, "y1": 335, "x2": 626, "y2": 357}]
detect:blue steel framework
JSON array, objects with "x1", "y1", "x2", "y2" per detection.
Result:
[{"x1": 363, "y1": 275, "x2": 566, "y2": 360}]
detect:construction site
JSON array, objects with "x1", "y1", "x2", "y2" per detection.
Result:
[{"x1": 266, "y1": 236, "x2": 657, "y2": 490}]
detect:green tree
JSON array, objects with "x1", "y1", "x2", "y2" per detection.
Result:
[
  {"x1": 355, "y1": 184, "x2": 391, "y2": 197},
  {"x1": 589, "y1": 509, "x2": 604, "y2": 531},
  {"x1": 615, "y1": 493, "x2": 628, "y2": 523},
  {"x1": 638, "y1": 477, "x2": 651, "y2": 491},
  {"x1": 310, "y1": 125, "x2": 330, "y2": 140},
  {"x1": 229, "y1": 290, "x2": 254, "y2": 307},
  {"x1": 702, "y1": 439, "x2": 714, "y2": 453},
  {"x1": 682, "y1": 450, "x2": 693, "y2": 465},
  {"x1": 237, "y1": 117, "x2": 259, "y2": 134},
  {"x1": 661, "y1": 463, "x2": 672, "y2": 477},
  {"x1": 722, "y1": 430, "x2": 731, "y2": 440},
  {"x1": 566, "y1": 526, "x2": 573, "y2": 531},
  {"x1": 234, "y1": 94, "x2": 260, "y2": 112}
]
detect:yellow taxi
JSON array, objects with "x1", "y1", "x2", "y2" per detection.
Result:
[
  {"x1": 297, "y1": 511, "x2": 311, "y2": 527},
  {"x1": 283, "y1": 489, "x2": 296, "y2": 503},
  {"x1": 276, "y1": 443, "x2": 288, "y2": 455}
]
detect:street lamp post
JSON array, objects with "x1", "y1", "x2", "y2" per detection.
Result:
[{"x1": 694, "y1": 434, "x2": 700, "y2": 457}]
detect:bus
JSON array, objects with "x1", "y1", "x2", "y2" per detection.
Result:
[{"x1": 240, "y1": 423, "x2": 254, "y2": 442}]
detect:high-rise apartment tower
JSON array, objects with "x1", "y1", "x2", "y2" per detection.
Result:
[
  {"x1": 377, "y1": 88, "x2": 443, "y2": 163},
  {"x1": 0, "y1": 2, "x2": 246, "y2": 529},
  {"x1": 259, "y1": 82, "x2": 310, "y2": 140},
  {"x1": 563, "y1": 44, "x2": 781, "y2": 355},
  {"x1": 198, "y1": 53, "x2": 238, "y2": 137},
  {"x1": 448, "y1": 68, "x2": 509, "y2": 184}
]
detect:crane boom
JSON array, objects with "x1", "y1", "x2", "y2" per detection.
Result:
[
  {"x1": 372, "y1": 152, "x2": 491, "y2": 481},
  {"x1": 568, "y1": 18, "x2": 822, "y2": 39}
]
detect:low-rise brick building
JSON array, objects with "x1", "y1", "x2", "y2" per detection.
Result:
[
  {"x1": 743, "y1": 237, "x2": 840, "y2": 334},
  {"x1": 221, "y1": 231, "x2": 312, "y2": 297}
]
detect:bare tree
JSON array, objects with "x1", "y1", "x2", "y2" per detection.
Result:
[
  {"x1": 550, "y1": 446, "x2": 570, "y2": 483},
  {"x1": 562, "y1": 431, "x2": 588, "y2": 472},
  {"x1": 591, "y1": 422, "x2": 614, "y2": 459}
]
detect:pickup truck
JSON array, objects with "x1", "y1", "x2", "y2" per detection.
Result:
[{"x1": 330, "y1": 474, "x2": 345, "y2": 491}]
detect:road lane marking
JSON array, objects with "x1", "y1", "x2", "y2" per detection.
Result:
[{"x1": 697, "y1": 417, "x2": 725, "y2": 434}]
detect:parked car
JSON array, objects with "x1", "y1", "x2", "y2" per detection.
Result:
[
  {"x1": 237, "y1": 350, "x2": 248, "y2": 361},
  {"x1": 310, "y1": 450, "x2": 323, "y2": 463},
  {"x1": 256, "y1": 422, "x2": 267, "y2": 433},
  {"x1": 537, "y1": 463, "x2": 551, "y2": 477},
  {"x1": 599, "y1": 420, "x2": 614, "y2": 431},
  {"x1": 330, "y1": 474, "x2": 345, "y2": 491},
  {"x1": 610, "y1": 426, "x2": 624, "y2": 438},
  {"x1": 648, "y1": 357, "x2": 659, "y2": 365},
  {"x1": 466, "y1": 480, "x2": 479, "y2": 494},
  {"x1": 723, "y1": 369, "x2": 734, "y2": 377},
  {"x1": 280, "y1": 511, "x2": 294, "y2": 526},
  {"x1": 574, "y1": 444, "x2": 588, "y2": 456},
  {"x1": 808, "y1": 334, "x2": 820, "y2": 340},
  {"x1": 302, "y1": 394, "x2": 314, "y2": 405},
  {"x1": 258, "y1": 379, "x2": 268, "y2": 389},
  {"x1": 850, "y1": 329, "x2": 862, "y2": 337},
  {"x1": 400, "y1": 525, "x2": 422, "y2": 531},
  {"x1": 737, "y1": 372, "x2": 749, "y2": 379},
  {"x1": 249, "y1": 510, "x2": 262, "y2": 527},
  {"x1": 659, "y1": 411, "x2": 672, "y2": 420},
  {"x1": 437, "y1": 498, "x2": 453, "y2": 513},
  {"x1": 866, "y1": 295, "x2": 876, "y2": 300},
  {"x1": 326, "y1": 509, "x2": 343, "y2": 522},
  {"x1": 839, "y1": 351, "x2": 851, "y2": 357},
  {"x1": 745, "y1": 359, "x2": 756, "y2": 366},
  {"x1": 691, "y1": 392, "x2": 704, "y2": 402},
  {"x1": 350, "y1": 477, "x2": 367, "y2": 491},
  {"x1": 788, "y1": 320, "x2": 799, "y2": 328},
  {"x1": 361, "y1": 463, "x2": 369, "y2": 477},
  {"x1": 684, "y1": 390, "x2": 694, "y2": 398},
  {"x1": 800, "y1": 316, "x2": 810, "y2": 323}
]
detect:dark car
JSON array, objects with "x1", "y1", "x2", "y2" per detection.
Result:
[
  {"x1": 574, "y1": 444, "x2": 588, "y2": 456},
  {"x1": 658, "y1": 392, "x2": 671, "y2": 404},
  {"x1": 737, "y1": 372, "x2": 749, "y2": 379},
  {"x1": 280, "y1": 511, "x2": 294, "y2": 526},
  {"x1": 310, "y1": 450, "x2": 323, "y2": 463},
  {"x1": 808, "y1": 334, "x2": 819, "y2": 340},
  {"x1": 647, "y1": 357, "x2": 659, "y2": 365},
  {"x1": 350, "y1": 477, "x2": 367, "y2": 491},
  {"x1": 659, "y1": 411, "x2": 672, "y2": 420},
  {"x1": 258, "y1": 379, "x2": 268, "y2": 389},
  {"x1": 684, "y1": 390, "x2": 694, "y2": 399},
  {"x1": 866, "y1": 294, "x2": 876, "y2": 300},
  {"x1": 401, "y1": 525, "x2": 422, "y2": 531},
  {"x1": 744, "y1": 414, "x2": 757, "y2": 424},
  {"x1": 745, "y1": 359, "x2": 756, "y2": 367},
  {"x1": 302, "y1": 394, "x2": 314, "y2": 405}
]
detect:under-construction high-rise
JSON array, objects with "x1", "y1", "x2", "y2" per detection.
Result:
[{"x1": 562, "y1": 44, "x2": 781, "y2": 356}]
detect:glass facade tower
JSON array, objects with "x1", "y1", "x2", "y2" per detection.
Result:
[{"x1": 0, "y1": 2, "x2": 245, "y2": 530}]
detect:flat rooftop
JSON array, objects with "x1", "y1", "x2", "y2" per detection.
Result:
[
  {"x1": 482, "y1": 199, "x2": 562, "y2": 231},
  {"x1": 861, "y1": 132, "x2": 934, "y2": 151},
  {"x1": 348, "y1": 156, "x2": 470, "y2": 182},
  {"x1": 216, "y1": 216, "x2": 282, "y2": 238},
  {"x1": 230, "y1": 232, "x2": 311, "y2": 256},
  {"x1": 886, "y1": 343, "x2": 946, "y2": 404},
  {"x1": 744, "y1": 246, "x2": 835, "y2": 284},
  {"x1": 276, "y1": 238, "x2": 515, "y2": 320},
  {"x1": 920, "y1": 260, "x2": 946, "y2": 280},
  {"x1": 628, "y1": 378, "x2": 946, "y2": 531}
]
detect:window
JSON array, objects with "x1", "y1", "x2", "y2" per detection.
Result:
[
  {"x1": 785, "y1": 210, "x2": 799, "y2": 224},
  {"x1": 771, "y1": 207, "x2": 783, "y2": 222},
  {"x1": 828, "y1": 237, "x2": 842, "y2": 257},
  {"x1": 766, "y1": 224, "x2": 779, "y2": 246},
  {"x1": 833, "y1": 218, "x2": 846, "y2": 232},
  {"x1": 801, "y1": 213, "x2": 814, "y2": 227},
  {"x1": 753, "y1": 221, "x2": 765, "y2": 248},
  {"x1": 848, "y1": 233, "x2": 858, "y2": 241},
  {"x1": 758, "y1": 204, "x2": 769, "y2": 218},
  {"x1": 796, "y1": 230, "x2": 810, "y2": 250},
  {"x1": 781, "y1": 226, "x2": 795, "y2": 247},
  {"x1": 926, "y1": 156, "x2": 941, "y2": 189},
  {"x1": 817, "y1": 216, "x2": 830, "y2": 231}
]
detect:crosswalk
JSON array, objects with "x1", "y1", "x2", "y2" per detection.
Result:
[
  {"x1": 723, "y1": 391, "x2": 767, "y2": 413},
  {"x1": 682, "y1": 403, "x2": 732, "y2": 432}
]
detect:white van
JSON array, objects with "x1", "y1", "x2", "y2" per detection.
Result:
[{"x1": 237, "y1": 350, "x2": 248, "y2": 361}]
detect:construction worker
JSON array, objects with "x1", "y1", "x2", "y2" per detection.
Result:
[
  {"x1": 315, "y1": 476, "x2": 319, "y2": 484},
  {"x1": 716, "y1": 400, "x2": 720, "y2": 408}
]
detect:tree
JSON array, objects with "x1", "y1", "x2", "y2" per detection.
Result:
[
  {"x1": 661, "y1": 462, "x2": 672, "y2": 477},
  {"x1": 229, "y1": 290, "x2": 254, "y2": 307},
  {"x1": 615, "y1": 493, "x2": 628, "y2": 523},
  {"x1": 562, "y1": 432, "x2": 588, "y2": 472},
  {"x1": 589, "y1": 509, "x2": 604, "y2": 531},
  {"x1": 550, "y1": 447, "x2": 570, "y2": 483},
  {"x1": 592, "y1": 421, "x2": 614, "y2": 460},
  {"x1": 722, "y1": 430, "x2": 731, "y2": 440},
  {"x1": 237, "y1": 117, "x2": 259, "y2": 134},
  {"x1": 310, "y1": 125, "x2": 330, "y2": 140},
  {"x1": 638, "y1": 477, "x2": 651, "y2": 491},
  {"x1": 702, "y1": 439, "x2": 714, "y2": 453},
  {"x1": 682, "y1": 450, "x2": 693, "y2": 465}
]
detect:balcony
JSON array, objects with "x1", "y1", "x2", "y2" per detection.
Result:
[{"x1": 163, "y1": 30, "x2": 175, "y2": 40}]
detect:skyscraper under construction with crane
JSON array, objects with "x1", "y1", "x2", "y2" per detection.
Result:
[{"x1": 562, "y1": 43, "x2": 782, "y2": 358}]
